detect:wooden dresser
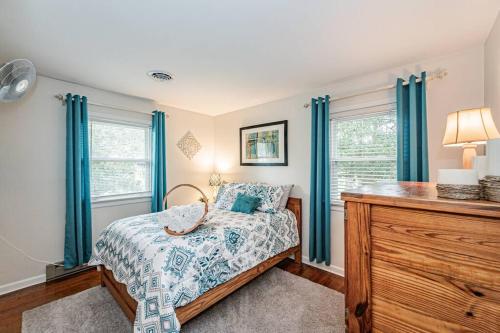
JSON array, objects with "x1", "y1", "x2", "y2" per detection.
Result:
[{"x1": 342, "y1": 182, "x2": 500, "y2": 333}]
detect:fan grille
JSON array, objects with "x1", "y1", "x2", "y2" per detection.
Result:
[{"x1": 0, "y1": 59, "x2": 36, "y2": 102}]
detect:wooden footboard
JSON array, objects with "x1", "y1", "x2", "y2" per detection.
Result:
[
  {"x1": 100, "y1": 197, "x2": 302, "y2": 325},
  {"x1": 101, "y1": 266, "x2": 137, "y2": 322}
]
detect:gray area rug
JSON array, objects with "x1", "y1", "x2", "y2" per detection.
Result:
[{"x1": 23, "y1": 268, "x2": 344, "y2": 333}]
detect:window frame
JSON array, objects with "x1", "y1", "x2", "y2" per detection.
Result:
[
  {"x1": 88, "y1": 116, "x2": 152, "y2": 205},
  {"x1": 330, "y1": 99, "x2": 397, "y2": 207}
]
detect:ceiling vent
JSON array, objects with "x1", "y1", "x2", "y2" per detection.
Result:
[{"x1": 147, "y1": 70, "x2": 173, "y2": 82}]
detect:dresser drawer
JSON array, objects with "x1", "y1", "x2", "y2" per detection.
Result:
[
  {"x1": 371, "y1": 236, "x2": 500, "y2": 291},
  {"x1": 371, "y1": 258, "x2": 500, "y2": 333},
  {"x1": 371, "y1": 205, "x2": 500, "y2": 264},
  {"x1": 372, "y1": 297, "x2": 476, "y2": 333},
  {"x1": 371, "y1": 206, "x2": 500, "y2": 289}
]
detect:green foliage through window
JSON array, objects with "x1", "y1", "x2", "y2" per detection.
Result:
[
  {"x1": 90, "y1": 120, "x2": 151, "y2": 198},
  {"x1": 331, "y1": 112, "x2": 397, "y2": 200}
]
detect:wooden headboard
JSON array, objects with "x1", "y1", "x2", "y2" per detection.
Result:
[{"x1": 286, "y1": 197, "x2": 302, "y2": 247}]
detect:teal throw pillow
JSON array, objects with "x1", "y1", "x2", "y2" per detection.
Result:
[{"x1": 231, "y1": 193, "x2": 261, "y2": 214}]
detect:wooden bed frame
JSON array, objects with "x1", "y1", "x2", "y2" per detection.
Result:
[{"x1": 100, "y1": 197, "x2": 302, "y2": 324}]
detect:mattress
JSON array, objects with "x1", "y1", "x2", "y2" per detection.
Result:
[{"x1": 89, "y1": 204, "x2": 299, "y2": 333}]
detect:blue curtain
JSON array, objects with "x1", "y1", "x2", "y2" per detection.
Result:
[
  {"x1": 309, "y1": 95, "x2": 331, "y2": 265},
  {"x1": 64, "y1": 94, "x2": 92, "y2": 269},
  {"x1": 151, "y1": 111, "x2": 167, "y2": 212},
  {"x1": 396, "y1": 72, "x2": 429, "y2": 182}
]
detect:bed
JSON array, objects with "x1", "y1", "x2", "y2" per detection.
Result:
[{"x1": 90, "y1": 197, "x2": 301, "y2": 332}]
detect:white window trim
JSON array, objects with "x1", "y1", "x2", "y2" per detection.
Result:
[
  {"x1": 330, "y1": 199, "x2": 344, "y2": 206},
  {"x1": 89, "y1": 107, "x2": 151, "y2": 127},
  {"x1": 92, "y1": 193, "x2": 151, "y2": 208},
  {"x1": 89, "y1": 115, "x2": 151, "y2": 128},
  {"x1": 330, "y1": 98, "x2": 396, "y2": 117},
  {"x1": 331, "y1": 200, "x2": 345, "y2": 210},
  {"x1": 89, "y1": 114, "x2": 153, "y2": 205},
  {"x1": 91, "y1": 157, "x2": 151, "y2": 163},
  {"x1": 330, "y1": 97, "x2": 397, "y2": 207}
]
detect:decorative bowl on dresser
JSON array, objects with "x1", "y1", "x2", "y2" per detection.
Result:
[{"x1": 342, "y1": 182, "x2": 500, "y2": 333}]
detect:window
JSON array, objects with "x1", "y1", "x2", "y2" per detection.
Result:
[
  {"x1": 331, "y1": 105, "x2": 397, "y2": 201},
  {"x1": 90, "y1": 120, "x2": 151, "y2": 201}
]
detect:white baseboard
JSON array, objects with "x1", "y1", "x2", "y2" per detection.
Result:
[
  {"x1": 302, "y1": 255, "x2": 344, "y2": 277},
  {"x1": 0, "y1": 274, "x2": 46, "y2": 296}
]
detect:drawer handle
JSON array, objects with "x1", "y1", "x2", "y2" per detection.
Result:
[
  {"x1": 472, "y1": 290, "x2": 484, "y2": 297},
  {"x1": 355, "y1": 301, "x2": 368, "y2": 317}
]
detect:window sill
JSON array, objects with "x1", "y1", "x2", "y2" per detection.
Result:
[
  {"x1": 331, "y1": 200, "x2": 344, "y2": 212},
  {"x1": 92, "y1": 194, "x2": 152, "y2": 209}
]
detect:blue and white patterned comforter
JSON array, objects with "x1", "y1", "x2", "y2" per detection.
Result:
[{"x1": 89, "y1": 204, "x2": 299, "y2": 333}]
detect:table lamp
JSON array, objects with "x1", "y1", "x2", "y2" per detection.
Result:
[
  {"x1": 208, "y1": 173, "x2": 223, "y2": 201},
  {"x1": 442, "y1": 108, "x2": 500, "y2": 169}
]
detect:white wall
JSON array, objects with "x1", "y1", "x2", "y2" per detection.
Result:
[
  {"x1": 214, "y1": 47, "x2": 485, "y2": 275},
  {"x1": 0, "y1": 45, "x2": 489, "y2": 290},
  {"x1": 485, "y1": 12, "x2": 500, "y2": 128},
  {"x1": 162, "y1": 105, "x2": 215, "y2": 205},
  {"x1": 0, "y1": 75, "x2": 214, "y2": 291}
]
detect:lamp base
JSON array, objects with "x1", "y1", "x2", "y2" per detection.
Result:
[{"x1": 462, "y1": 144, "x2": 477, "y2": 169}]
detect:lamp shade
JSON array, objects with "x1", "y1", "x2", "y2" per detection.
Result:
[{"x1": 442, "y1": 108, "x2": 500, "y2": 146}]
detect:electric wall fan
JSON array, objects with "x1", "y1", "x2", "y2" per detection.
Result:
[{"x1": 0, "y1": 59, "x2": 36, "y2": 102}]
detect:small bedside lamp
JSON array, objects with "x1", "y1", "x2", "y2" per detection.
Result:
[
  {"x1": 442, "y1": 108, "x2": 500, "y2": 169},
  {"x1": 208, "y1": 173, "x2": 223, "y2": 201}
]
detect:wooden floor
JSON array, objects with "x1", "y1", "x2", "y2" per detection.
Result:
[
  {"x1": 0, "y1": 259, "x2": 343, "y2": 333},
  {"x1": 0, "y1": 270, "x2": 100, "y2": 333},
  {"x1": 277, "y1": 258, "x2": 345, "y2": 293}
]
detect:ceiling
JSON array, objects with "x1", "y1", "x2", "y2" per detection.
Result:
[{"x1": 1, "y1": 1, "x2": 499, "y2": 115}]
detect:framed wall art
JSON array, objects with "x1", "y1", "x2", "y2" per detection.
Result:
[{"x1": 240, "y1": 120, "x2": 288, "y2": 166}]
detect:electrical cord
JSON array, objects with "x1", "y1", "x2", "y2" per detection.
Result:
[{"x1": 0, "y1": 234, "x2": 64, "y2": 267}]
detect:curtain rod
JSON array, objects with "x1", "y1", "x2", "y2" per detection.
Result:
[
  {"x1": 54, "y1": 94, "x2": 169, "y2": 117},
  {"x1": 303, "y1": 69, "x2": 447, "y2": 108}
]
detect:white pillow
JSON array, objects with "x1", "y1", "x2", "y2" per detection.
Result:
[
  {"x1": 245, "y1": 183, "x2": 284, "y2": 213},
  {"x1": 215, "y1": 182, "x2": 241, "y2": 204},
  {"x1": 278, "y1": 184, "x2": 294, "y2": 211},
  {"x1": 215, "y1": 182, "x2": 289, "y2": 213},
  {"x1": 215, "y1": 184, "x2": 246, "y2": 210},
  {"x1": 215, "y1": 182, "x2": 230, "y2": 203}
]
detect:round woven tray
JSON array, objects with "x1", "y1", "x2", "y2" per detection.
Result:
[
  {"x1": 436, "y1": 184, "x2": 481, "y2": 200},
  {"x1": 163, "y1": 184, "x2": 209, "y2": 236},
  {"x1": 480, "y1": 175, "x2": 500, "y2": 202}
]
